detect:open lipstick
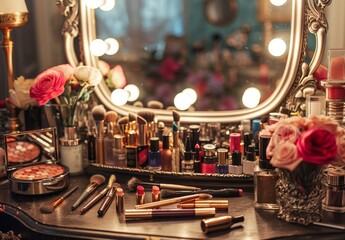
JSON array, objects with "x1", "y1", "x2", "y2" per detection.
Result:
[{"x1": 125, "y1": 208, "x2": 215, "y2": 220}]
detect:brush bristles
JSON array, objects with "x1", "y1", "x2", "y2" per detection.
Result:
[
  {"x1": 127, "y1": 177, "x2": 142, "y2": 191},
  {"x1": 172, "y1": 110, "x2": 180, "y2": 122},
  {"x1": 137, "y1": 110, "x2": 155, "y2": 122},
  {"x1": 105, "y1": 111, "x2": 118, "y2": 123},
  {"x1": 91, "y1": 106, "x2": 106, "y2": 121},
  {"x1": 137, "y1": 115, "x2": 147, "y2": 125},
  {"x1": 128, "y1": 112, "x2": 137, "y2": 122},
  {"x1": 147, "y1": 100, "x2": 164, "y2": 109},
  {"x1": 90, "y1": 174, "x2": 106, "y2": 185},
  {"x1": 117, "y1": 116, "x2": 129, "y2": 125}
]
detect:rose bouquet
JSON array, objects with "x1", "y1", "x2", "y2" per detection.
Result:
[
  {"x1": 29, "y1": 64, "x2": 102, "y2": 128},
  {"x1": 266, "y1": 115, "x2": 345, "y2": 171}
]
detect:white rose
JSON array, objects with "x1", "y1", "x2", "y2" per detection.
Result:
[{"x1": 9, "y1": 76, "x2": 38, "y2": 109}]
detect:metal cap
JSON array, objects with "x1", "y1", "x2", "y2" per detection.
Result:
[
  {"x1": 326, "y1": 169, "x2": 345, "y2": 186},
  {"x1": 114, "y1": 134, "x2": 124, "y2": 149}
]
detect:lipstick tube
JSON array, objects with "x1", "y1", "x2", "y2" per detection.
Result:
[
  {"x1": 125, "y1": 208, "x2": 215, "y2": 220},
  {"x1": 201, "y1": 215, "x2": 245, "y2": 234},
  {"x1": 116, "y1": 187, "x2": 125, "y2": 213},
  {"x1": 177, "y1": 200, "x2": 228, "y2": 210},
  {"x1": 136, "y1": 185, "x2": 146, "y2": 205},
  {"x1": 152, "y1": 185, "x2": 161, "y2": 203}
]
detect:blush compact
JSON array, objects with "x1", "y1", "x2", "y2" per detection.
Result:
[{"x1": 5, "y1": 128, "x2": 70, "y2": 195}]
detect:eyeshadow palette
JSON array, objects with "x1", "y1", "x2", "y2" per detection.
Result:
[
  {"x1": 6, "y1": 140, "x2": 42, "y2": 164},
  {"x1": 12, "y1": 164, "x2": 65, "y2": 181}
]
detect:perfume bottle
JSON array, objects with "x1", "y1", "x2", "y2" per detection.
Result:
[
  {"x1": 322, "y1": 169, "x2": 345, "y2": 213},
  {"x1": 254, "y1": 134, "x2": 278, "y2": 210},
  {"x1": 113, "y1": 134, "x2": 127, "y2": 168},
  {"x1": 104, "y1": 123, "x2": 115, "y2": 165},
  {"x1": 161, "y1": 134, "x2": 172, "y2": 171},
  {"x1": 59, "y1": 127, "x2": 83, "y2": 175},
  {"x1": 216, "y1": 148, "x2": 229, "y2": 174},
  {"x1": 201, "y1": 144, "x2": 217, "y2": 174},
  {"x1": 148, "y1": 137, "x2": 161, "y2": 170},
  {"x1": 181, "y1": 136, "x2": 194, "y2": 173}
]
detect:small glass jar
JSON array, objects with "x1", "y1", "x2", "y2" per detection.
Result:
[{"x1": 322, "y1": 169, "x2": 345, "y2": 213}]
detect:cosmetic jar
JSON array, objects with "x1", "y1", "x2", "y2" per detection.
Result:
[
  {"x1": 322, "y1": 169, "x2": 345, "y2": 213},
  {"x1": 201, "y1": 215, "x2": 244, "y2": 234}
]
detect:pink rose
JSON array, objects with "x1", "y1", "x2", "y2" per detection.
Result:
[
  {"x1": 30, "y1": 69, "x2": 66, "y2": 105},
  {"x1": 50, "y1": 64, "x2": 75, "y2": 81},
  {"x1": 270, "y1": 141, "x2": 303, "y2": 171},
  {"x1": 98, "y1": 60, "x2": 110, "y2": 76},
  {"x1": 271, "y1": 124, "x2": 301, "y2": 146},
  {"x1": 333, "y1": 133, "x2": 345, "y2": 166},
  {"x1": 107, "y1": 65, "x2": 126, "y2": 88},
  {"x1": 297, "y1": 128, "x2": 337, "y2": 165},
  {"x1": 304, "y1": 115, "x2": 339, "y2": 135}
]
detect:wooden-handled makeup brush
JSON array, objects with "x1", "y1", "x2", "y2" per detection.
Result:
[
  {"x1": 127, "y1": 177, "x2": 201, "y2": 191},
  {"x1": 71, "y1": 174, "x2": 106, "y2": 211},
  {"x1": 92, "y1": 105, "x2": 106, "y2": 164},
  {"x1": 172, "y1": 110, "x2": 180, "y2": 129},
  {"x1": 137, "y1": 110, "x2": 155, "y2": 140},
  {"x1": 40, "y1": 186, "x2": 78, "y2": 214}
]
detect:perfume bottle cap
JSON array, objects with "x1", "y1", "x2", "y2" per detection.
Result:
[
  {"x1": 246, "y1": 145, "x2": 255, "y2": 161},
  {"x1": 217, "y1": 148, "x2": 228, "y2": 165},
  {"x1": 150, "y1": 137, "x2": 160, "y2": 152},
  {"x1": 326, "y1": 170, "x2": 345, "y2": 186},
  {"x1": 114, "y1": 134, "x2": 125, "y2": 149},
  {"x1": 259, "y1": 135, "x2": 274, "y2": 169},
  {"x1": 230, "y1": 133, "x2": 241, "y2": 152},
  {"x1": 231, "y1": 151, "x2": 242, "y2": 166},
  {"x1": 162, "y1": 134, "x2": 170, "y2": 149},
  {"x1": 128, "y1": 131, "x2": 138, "y2": 146},
  {"x1": 184, "y1": 136, "x2": 193, "y2": 160},
  {"x1": 203, "y1": 144, "x2": 216, "y2": 157},
  {"x1": 243, "y1": 132, "x2": 252, "y2": 153}
]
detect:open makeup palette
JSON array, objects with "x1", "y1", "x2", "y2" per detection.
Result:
[{"x1": 4, "y1": 128, "x2": 70, "y2": 195}]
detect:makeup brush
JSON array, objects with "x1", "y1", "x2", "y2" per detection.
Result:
[
  {"x1": 71, "y1": 174, "x2": 106, "y2": 211},
  {"x1": 40, "y1": 186, "x2": 78, "y2": 214},
  {"x1": 128, "y1": 112, "x2": 137, "y2": 131},
  {"x1": 147, "y1": 100, "x2": 164, "y2": 109},
  {"x1": 160, "y1": 188, "x2": 243, "y2": 198},
  {"x1": 79, "y1": 174, "x2": 116, "y2": 214},
  {"x1": 127, "y1": 177, "x2": 201, "y2": 191},
  {"x1": 137, "y1": 110, "x2": 155, "y2": 139},
  {"x1": 135, "y1": 193, "x2": 212, "y2": 209},
  {"x1": 92, "y1": 106, "x2": 106, "y2": 164},
  {"x1": 172, "y1": 110, "x2": 180, "y2": 129},
  {"x1": 105, "y1": 111, "x2": 118, "y2": 125},
  {"x1": 117, "y1": 116, "x2": 129, "y2": 134}
]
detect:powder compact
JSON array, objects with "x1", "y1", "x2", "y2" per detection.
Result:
[{"x1": 5, "y1": 128, "x2": 70, "y2": 195}]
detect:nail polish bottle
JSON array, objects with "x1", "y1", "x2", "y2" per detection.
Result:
[
  {"x1": 113, "y1": 134, "x2": 127, "y2": 168},
  {"x1": 201, "y1": 144, "x2": 217, "y2": 174},
  {"x1": 148, "y1": 137, "x2": 161, "y2": 170},
  {"x1": 161, "y1": 134, "x2": 172, "y2": 171},
  {"x1": 181, "y1": 136, "x2": 194, "y2": 173},
  {"x1": 243, "y1": 144, "x2": 255, "y2": 175},
  {"x1": 229, "y1": 151, "x2": 242, "y2": 175},
  {"x1": 216, "y1": 148, "x2": 229, "y2": 174},
  {"x1": 322, "y1": 169, "x2": 345, "y2": 213},
  {"x1": 254, "y1": 134, "x2": 279, "y2": 210}
]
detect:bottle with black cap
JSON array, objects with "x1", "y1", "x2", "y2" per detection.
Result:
[
  {"x1": 148, "y1": 137, "x2": 161, "y2": 170},
  {"x1": 228, "y1": 151, "x2": 242, "y2": 175},
  {"x1": 181, "y1": 136, "x2": 194, "y2": 173},
  {"x1": 243, "y1": 144, "x2": 255, "y2": 175},
  {"x1": 254, "y1": 133, "x2": 278, "y2": 210}
]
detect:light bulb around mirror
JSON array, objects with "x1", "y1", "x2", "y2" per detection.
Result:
[
  {"x1": 268, "y1": 38, "x2": 287, "y2": 57},
  {"x1": 182, "y1": 88, "x2": 197, "y2": 105},
  {"x1": 242, "y1": 87, "x2": 261, "y2": 108},
  {"x1": 270, "y1": 0, "x2": 287, "y2": 6},
  {"x1": 174, "y1": 92, "x2": 191, "y2": 111},
  {"x1": 90, "y1": 39, "x2": 107, "y2": 57},
  {"x1": 111, "y1": 89, "x2": 129, "y2": 106},
  {"x1": 105, "y1": 38, "x2": 119, "y2": 55},
  {"x1": 100, "y1": 0, "x2": 115, "y2": 11},
  {"x1": 124, "y1": 84, "x2": 140, "y2": 102},
  {"x1": 85, "y1": 0, "x2": 104, "y2": 9}
]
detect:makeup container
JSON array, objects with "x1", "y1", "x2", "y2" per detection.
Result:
[
  {"x1": 136, "y1": 185, "x2": 146, "y2": 205},
  {"x1": 171, "y1": 123, "x2": 180, "y2": 172},
  {"x1": 189, "y1": 124, "x2": 200, "y2": 152},
  {"x1": 104, "y1": 123, "x2": 115, "y2": 165},
  {"x1": 148, "y1": 137, "x2": 161, "y2": 170},
  {"x1": 59, "y1": 127, "x2": 83, "y2": 175},
  {"x1": 137, "y1": 116, "x2": 149, "y2": 168},
  {"x1": 201, "y1": 215, "x2": 244, "y2": 234},
  {"x1": 113, "y1": 134, "x2": 127, "y2": 167},
  {"x1": 152, "y1": 185, "x2": 161, "y2": 203},
  {"x1": 87, "y1": 126, "x2": 96, "y2": 163},
  {"x1": 229, "y1": 151, "x2": 242, "y2": 175},
  {"x1": 216, "y1": 148, "x2": 229, "y2": 174},
  {"x1": 201, "y1": 144, "x2": 216, "y2": 174},
  {"x1": 206, "y1": 122, "x2": 221, "y2": 144},
  {"x1": 254, "y1": 134, "x2": 278, "y2": 210},
  {"x1": 194, "y1": 143, "x2": 201, "y2": 173},
  {"x1": 229, "y1": 133, "x2": 241, "y2": 153},
  {"x1": 243, "y1": 145, "x2": 255, "y2": 175},
  {"x1": 306, "y1": 95, "x2": 326, "y2": 117},
  {"x1": 116, "y1": 187, "x2": 125, "y2": 213},
  {"x1": 126, "y1": 130, "x2": 138, "y2": 168},
  {"x1": 5, "y1": 128, "x2": 70, "y2": 195},
  {"x1": 161, "y1": 134, "x2": 172, "y2": 171},
  {"x1": 181, "y1": 136, "x2": 194, "y2": 173},
  {"x1": 322, "y1": 169, "x2": 345, "y2": 213}
]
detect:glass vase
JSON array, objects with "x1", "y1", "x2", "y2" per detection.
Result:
[{"x1": 276, "y1": 162, "x2": 326, "y2": 225}]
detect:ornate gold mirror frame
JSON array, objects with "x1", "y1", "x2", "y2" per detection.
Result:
[
  {"x1": 56, "y1": 0, "x2": 331, "y2": 187},
  {"x1": 57, "y1": 0, "x2": 331, "y2": 123}
]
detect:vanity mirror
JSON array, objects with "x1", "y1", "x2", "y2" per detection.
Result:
[
  {"x1": 57, "y1": 0, "x2": 331, "y2": 187},
  {"x1": 58, "y1": 0, "x2": 330, "y2": 123}
]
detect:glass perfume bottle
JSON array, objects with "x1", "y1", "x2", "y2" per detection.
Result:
[
  {"x1": 254, "y1": 134, "x2": 278, "y2": 210},
  {"x1": 148, "y1": 137, "x2": 161, "y2": 170},
  {"x1": 201, "y1": 144, "x2": 216, "y2": 174},
  {"x1": 322, "y1": 169, "x2": 345, "y2": 213},
  {"x1": 113, "y1": 134, "x2": 127, "y2": 168}
]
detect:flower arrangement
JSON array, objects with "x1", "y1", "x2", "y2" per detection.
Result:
[
  {"x1": 266, "y1": 115, "x2": 345, "y2": 171},
  {"x1": 29, "y1": 64, "x2": 103, "y2": 127}
]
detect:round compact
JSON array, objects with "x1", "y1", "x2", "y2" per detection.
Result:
[
  {"x1": 6, "y1": 140, "x2": 42, "y2": 164},
  {"x1": 9, "y1": 163, "x2": 70, "y2": 195}
]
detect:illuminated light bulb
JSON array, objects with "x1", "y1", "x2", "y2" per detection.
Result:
[
  {"x1": 90, "y1": 39, "x2": 107, "y2": 57},
  {"x1": 85, "y1": 0, "x2": 104, "y2": 9},
  {"x1": 174, "y1": 92, "x2": 191, "y2": 111},
  {"x1": 111, "y1": 89, "x2": 129, "y2": 106},
  {"x1": 242, "y1": 87, "x2": 261, "y2": 108},
  {"x1": 100, "y1": 0, "x2": 115, "y2": 11},
  {"x1": 105, "y1": 38, "x2": 119, "y2": 55},
  {"x1": 182, "y1": 88, "x2": 197, "y2": 105},
  {"x1": 124, "y1": 84, "x2": 140, "y2": 102},
  {"x1": 270, "y1": 0, "x2": 287, "y2": 6},
  {"x1": 268, "y1": 38, "x2": 286, "y2": 57}
]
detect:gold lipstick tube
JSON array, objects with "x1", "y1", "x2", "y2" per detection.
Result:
[
  {"x1": 201, "y1": 215, "x2": 245, "y2": 234},
  {"x1": 177, "y1": 200, "x2": 228, "y2": 210},
  {"x1": 125, "y1": 208, "x2": 215, "y2": 220}
]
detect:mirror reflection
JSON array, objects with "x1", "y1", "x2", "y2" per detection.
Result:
[{"x1": 93, "y1": 0, "x2": 291, "y2": 111}]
